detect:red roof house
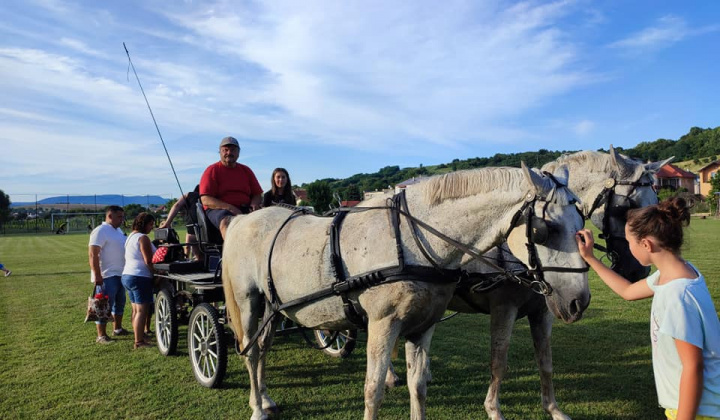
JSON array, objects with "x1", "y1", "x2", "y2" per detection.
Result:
[{"x1": 654, "y1": 164, "x2": 696, "y2": 192}]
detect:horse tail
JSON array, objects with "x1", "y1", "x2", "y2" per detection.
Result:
[{"x1": 222, "y1": 264, "x2": 245, "y2": 352}]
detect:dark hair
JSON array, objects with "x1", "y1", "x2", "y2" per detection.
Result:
[
  {"x1": 131, "y1": 212, "x2": 155, "y2": 232},
  {"x1": 626, "y1": 197, "x2": 691, "y2": 255},
  {"x1": 270, "y1": 168, "x2": 295, "y2": 202},
  {"x1": 106, "y1": 205, "x2": 124, "y2": 215}
]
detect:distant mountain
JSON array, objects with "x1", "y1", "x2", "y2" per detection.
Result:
[{"x1": 11, "y1": 194, "x2": 170, "y2": 208}]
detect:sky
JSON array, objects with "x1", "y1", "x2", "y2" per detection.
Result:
[{"x1": 1, "y1": 0, "x2": 719, "y2": 203}]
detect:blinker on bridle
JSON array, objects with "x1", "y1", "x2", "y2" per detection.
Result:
[
  {"x1": 584, "y1": 175, "x2": 655, "y2": 264},
  {"x1": 503, "y1": 172, "x2": 589, "y2": 296}
]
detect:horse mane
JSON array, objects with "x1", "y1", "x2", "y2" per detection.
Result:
[
  {"x1": 541, "y1": 150, "x2": 639, "y2": 178},
  {"x1": 421, "y1": 167, "x2": 525, "y2": 206}
]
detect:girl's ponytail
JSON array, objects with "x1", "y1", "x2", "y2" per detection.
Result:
[{"x1": 627, "y1": 197, "x2": 690, "y2": 255}]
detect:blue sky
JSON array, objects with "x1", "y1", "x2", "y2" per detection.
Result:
[{"x1": 1, "y1": 0, "x2": 719, "y2": 202}]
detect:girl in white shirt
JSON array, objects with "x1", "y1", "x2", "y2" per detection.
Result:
[{"x1": 576, "y1": 197, "x2": 720, "y2": 420}]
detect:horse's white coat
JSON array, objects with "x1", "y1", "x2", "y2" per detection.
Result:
[
  {"x1": 222, "y1": 164, "x2": 588, "y2": 420},
  {"x1": 446, "y1": 147, "x2": 671, "y2": 420}
]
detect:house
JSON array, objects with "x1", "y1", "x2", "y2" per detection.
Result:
[
  {"x1": 394, "y1": 176, "x2": 429, "y2": 194},
  {"x1": 340, "y1": 200, "x2": 361, "y2": 207},
  {"x1": 698, "y1": 160, "x2": 720, "y2": 198},
  {"x1": 654, "y1": 163, "x2": 696, "y2": 193},
  {"x1": 293, "y1": 188, "x2": 308, "y2": 204}
]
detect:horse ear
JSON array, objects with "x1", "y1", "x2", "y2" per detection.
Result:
[
  {"x1": 521, "y1": 161, "x2": 545, "y2": 194},
  {"x1": 552, "y1": 164, "x2": 570, "y2": 185},
  {"x1": 609, "y1": 144, "x2": 627, "y2": 171},
  {"x1": 645, "y1": 156, "x2": 675, "y2": 173}
]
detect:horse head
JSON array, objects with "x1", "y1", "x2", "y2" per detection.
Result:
[
  {"x1": 593, "y1": 146, "x2": 673, "y2": 281},
  {"x1": 505, "y1": 163, "x2": 589, "y2": 324}
]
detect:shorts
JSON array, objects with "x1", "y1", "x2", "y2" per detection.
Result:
[
  {"x1": 206, "y1": 209, "x2": 234, "y2": 230},
  {"x1": 121, "y1": 274, "x2": 154, "y2": 304},
  {"x1": 95, "y1": 275, "x2": 125, "y2": 325},
  {"x1": 665, "y1": 408, "x2": 718, "y2": 419}
]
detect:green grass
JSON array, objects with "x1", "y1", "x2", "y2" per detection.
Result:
[{"x1": 1, "y1": 221, "x2": 719, "y2": 419}]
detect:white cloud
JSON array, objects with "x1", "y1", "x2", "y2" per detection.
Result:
[
  {"x1": 573, "y1": 119, "x2": 595, "y2": 136},
  {"x1": 609, "y1": 15, "x2": 719, "y2": 52},
  {"x1": 159, "y1": 0, "x2": 591, "y2": 147}
]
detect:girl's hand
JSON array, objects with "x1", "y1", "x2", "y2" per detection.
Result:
[{"x1": 575, "y1": 229, "x2": 596, "y2": 261}]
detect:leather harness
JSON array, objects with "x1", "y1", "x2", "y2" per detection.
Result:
[{"x1": 239, "y1": 182, "x2": 588, "y2": 354}]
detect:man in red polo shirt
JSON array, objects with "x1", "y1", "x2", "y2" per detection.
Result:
[{"x1": 199, "y1": 136, "x2": 263, "y2": 239}]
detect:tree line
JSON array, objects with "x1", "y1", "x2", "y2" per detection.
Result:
[{"x1": 301, "y1": 126, "x2": 720, "y2": 212}]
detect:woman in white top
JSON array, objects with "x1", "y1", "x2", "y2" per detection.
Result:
[{"x1": 121, "y1": 212, "x2": 156, "y2": 349}]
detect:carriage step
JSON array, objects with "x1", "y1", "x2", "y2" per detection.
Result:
[{"x1": 154, "y1": 260, "x2": 204, "y2": 274}]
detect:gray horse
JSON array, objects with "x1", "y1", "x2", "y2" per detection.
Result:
[
  {"x1": 447, "y1": 147, "x2": 671, "y2": 420},
  {"x1": 222, "y1": 164, "x2": 589, "y2": 420}
]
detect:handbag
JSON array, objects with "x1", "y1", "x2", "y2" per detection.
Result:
[{"x1": 84, "y1": 285, "x2": 112, "y2": 323}]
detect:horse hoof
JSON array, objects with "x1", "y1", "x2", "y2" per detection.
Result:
[
  {"x1": 385, "y1": 377, "x2": 404, "y2": 389},
  {"x1": 263, "y1": 405, "x2": 280, "y2": 417}
]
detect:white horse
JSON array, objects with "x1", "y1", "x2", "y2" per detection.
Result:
[
  {"x1": 222, "y1": 163, "x2": 589, "y2": 420},
  {"x1": 443, "y1": 147, "x2": 672, "y2": 420}
]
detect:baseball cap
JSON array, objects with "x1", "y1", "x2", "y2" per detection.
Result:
[{"x1": 219, "y1": 136, "x2": 239, "y2": 148}]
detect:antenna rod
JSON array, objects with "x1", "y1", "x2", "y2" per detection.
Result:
[{"x1": 123, "y1": 42, "x2": 185, "y2": 201}]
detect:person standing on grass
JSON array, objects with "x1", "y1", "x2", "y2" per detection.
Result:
[
  {"x1": 121, "y1": 212, "x2": 156, "y2": 350},
  {"x1": 0, "y1": 262, "x2": 10, "y2": 277},
  {"x1": 575, "y1": 197, "x2": 720, "y2": 420},
  {"x1": 88, "y1": 205, "x2": 128, "y2": 344}
]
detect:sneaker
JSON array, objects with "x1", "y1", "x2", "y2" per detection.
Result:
[
  {"x1": 112, "y1": 328, "x2": 130, "y2": 336},
  {"x1": 4, "y1": 271, "x2": 10, "y2": 277},
  {"x1": 134, "y1": 341, "x2": 153, "y2": 350},
  {"x1": 96, "y1": 335, "x2": 113, "y2": 344}
]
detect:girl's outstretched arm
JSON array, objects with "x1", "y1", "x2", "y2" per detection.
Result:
[
  {"x1": 675, "y1": 339, "x2": 703, "y2": 420},
  {"x1": 575, "y1": 229, "x2": 653, "y2": 301}
]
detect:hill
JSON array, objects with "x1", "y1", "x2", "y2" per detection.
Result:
[{"x1": 11, "y1": 194, "x2": 169, "y2": 208}]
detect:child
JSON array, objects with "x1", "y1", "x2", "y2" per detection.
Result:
[
  {"x1": 0, "y1": 262, "x2": 10, "y2": 277},
  {"x1": 575, "y1": 197, "x2": 720, "y2": 419}
]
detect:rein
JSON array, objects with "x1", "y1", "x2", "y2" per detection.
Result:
[{"x1": 238, "y1": 184, "x2": 587, "y2": 354}]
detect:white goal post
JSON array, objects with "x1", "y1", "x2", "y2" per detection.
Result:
[{"x1": 50, "y1": 213, "x2": 105, "y2": 233}]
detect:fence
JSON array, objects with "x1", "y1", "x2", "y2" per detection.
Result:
[{"x1": 2, "y1": 193, "x2": 174, "y2": 235}]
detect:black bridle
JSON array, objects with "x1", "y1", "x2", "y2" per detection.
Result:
[
  {"x1": 584, "y1": 175, "x2": 655, "y2": 265},
  {"x1": 501, "y1": 173, "x2": 589, "y2": 296}
]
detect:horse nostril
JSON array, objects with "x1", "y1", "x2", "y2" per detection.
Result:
[{"x1": 570, "y1": 297, "x2": 589, "y2": 315}]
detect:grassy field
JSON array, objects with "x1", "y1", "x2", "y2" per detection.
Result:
[{"x1": 1, "y1": 220, "x2": 719, "y2": 420}]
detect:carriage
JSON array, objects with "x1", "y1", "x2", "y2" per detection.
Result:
[{"x1": 151, "y1": 202, "x2": 357, "y2": 388}]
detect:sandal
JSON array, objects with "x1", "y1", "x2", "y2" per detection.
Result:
[{"x1": 134, "y1": 341, "x2": 153, "y2": 349}]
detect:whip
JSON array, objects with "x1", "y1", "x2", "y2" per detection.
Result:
[{"x1": 123, "y1": 42, "x2": 185, "y2": 200}]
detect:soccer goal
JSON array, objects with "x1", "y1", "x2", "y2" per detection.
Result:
[{"x1": 50, "y1": 213, "x2": 105, "y2": 234}]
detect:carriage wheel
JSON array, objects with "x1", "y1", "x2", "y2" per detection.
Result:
[
  {"x1": 314, "y1": 329, "x2": 358, "y2": 359},
  {"x1": 188, "y1": 303, "x2": 227, "y2": 388},
  {"x1": 155, "y1": 287, "x2": 178, "y2": 356}
]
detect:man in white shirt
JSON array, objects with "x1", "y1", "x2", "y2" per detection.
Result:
[{"x1": 88, "y1": 206, "x2": 127, "y2": 344}]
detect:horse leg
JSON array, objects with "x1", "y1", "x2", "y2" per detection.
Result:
[
  {"x1": 405, "y1": 324, "x2": 435, "y2": 420},
  {"x1": 385, "y1": 338, "x2": 402, "y2": 389},
  {"x1": 484, "y1": 304, "x2": 518, "y2": 420},
  {"x1": 257, "y1": 311, "x2": 281, "y2": 416},
  {"x1": 239, "y1": 294, "x2": 269, "y2": 420},
  {"x1": 364, "y1": 319, "x2": 400, "y2": 420},
  {"x1": 528, "y1": 308, "x2": 570, "y2": 420}
]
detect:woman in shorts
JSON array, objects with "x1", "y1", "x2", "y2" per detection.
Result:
[{"x1": 121, "y1": 212, "x2": 156, "y2": 349}]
